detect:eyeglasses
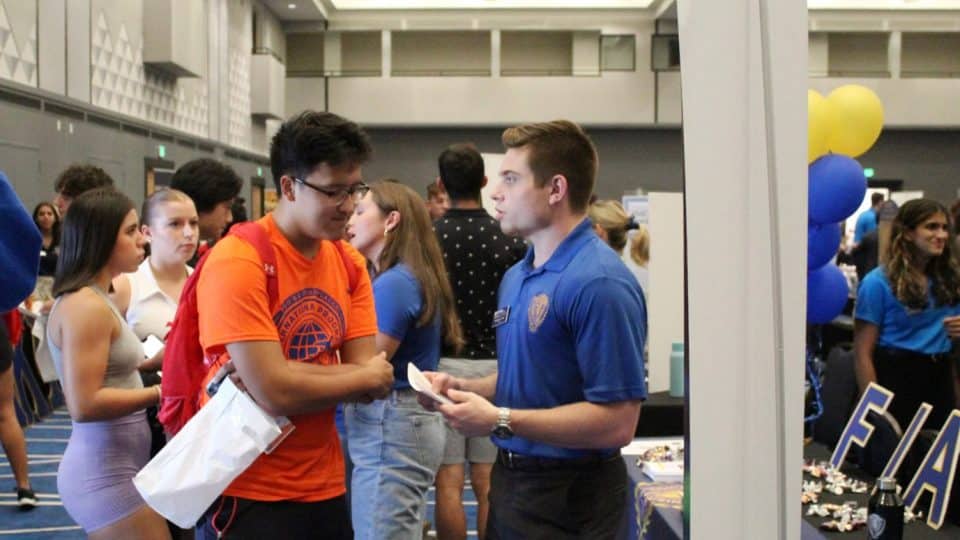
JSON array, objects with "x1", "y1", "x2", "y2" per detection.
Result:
[{"x1": 294, "y1": 178, "x2": 370, "y2": 205}]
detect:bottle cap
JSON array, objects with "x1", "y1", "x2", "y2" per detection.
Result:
[
  {"x1": 671, "y1": 342, "x2": 684, "y2": 352},
  {"x1": 877, "y1": 477, "x2": 898, "y2": 491}
]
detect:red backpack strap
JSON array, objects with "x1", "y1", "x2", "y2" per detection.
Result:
[
  {"x1": 333, "y1": 240, "x2": 358, "y2": 294},
  {"x1": 230, "y1": 222, "x2": 279, "y2": 306}
]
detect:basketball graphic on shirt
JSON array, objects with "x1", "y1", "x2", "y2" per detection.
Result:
[
  {"x1": 528, "y1": 293, "x2": 549, "y2": 333},
  {"x1": 273, "y1": 288, "x2": 345, "y2": 362}
]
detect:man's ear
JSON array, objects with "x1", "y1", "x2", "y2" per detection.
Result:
[
  {"x1": 281, "y1": 175, "x2": 297, "y2": 201},
  {"x1": 548, "y1": 175, "x2": 568, "y2": 206}
]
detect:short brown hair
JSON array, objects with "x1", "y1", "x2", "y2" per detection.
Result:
[
  {"x1": 54, "y1": 164, "x2": 114, "y2": 199},
  {"x1": 426, "y1": 183, "x2": 444, "y2": 200},
  {"x1": 501, "y1": 120, "x2": 597, "y2": 213}
]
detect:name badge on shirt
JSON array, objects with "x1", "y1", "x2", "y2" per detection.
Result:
[{"x1": 492, "y1": 307, "x2": 510, "y2": 328}]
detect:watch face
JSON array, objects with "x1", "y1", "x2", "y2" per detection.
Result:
[{"x1": 492, "y1": 425, "x2": 513, "y2": 439}]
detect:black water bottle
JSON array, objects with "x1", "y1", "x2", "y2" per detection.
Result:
[{"x1": 867, "y1": 477, "x2": 904, "y2": 540}]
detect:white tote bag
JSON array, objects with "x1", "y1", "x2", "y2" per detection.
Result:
[{"x1": 133, "y1": 378, "x2": 289, "y2": 529}]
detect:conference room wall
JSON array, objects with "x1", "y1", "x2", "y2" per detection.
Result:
[
  {"x1": 0, "y1": 98, "x2": 263, "y2": 212},
  {"x1": 358, "y1": 126, "x2": 960, "y2": 206}
]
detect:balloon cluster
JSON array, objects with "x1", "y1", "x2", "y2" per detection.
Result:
[{"x1": 806, "y1": 85, "x2": 884, "y2": 323}]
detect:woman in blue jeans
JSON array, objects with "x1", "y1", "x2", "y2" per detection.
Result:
[{"x1": 346, "y1": 180, "x2": 463, "y2": 539}]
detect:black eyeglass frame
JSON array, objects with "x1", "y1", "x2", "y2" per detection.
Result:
[{"x1": 293, "y1": 177, "x2": 370, "y2": 205}]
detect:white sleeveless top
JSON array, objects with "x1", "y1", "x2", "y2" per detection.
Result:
[{"x1": 125, "y1": 259, "x2": 192, "y2": 341}]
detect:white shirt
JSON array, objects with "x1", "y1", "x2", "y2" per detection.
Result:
[{"x1": 125, "y1": 259, "x2": 192, "y2": 341}]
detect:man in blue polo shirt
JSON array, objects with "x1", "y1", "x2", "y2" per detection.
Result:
[{"x1": 420, "y1": 120, "x2": 647, "y2": 539}]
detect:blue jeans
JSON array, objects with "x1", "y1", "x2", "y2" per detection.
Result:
[{"x1": 346, "y1": 389, "x2": 445, "y2": 540}]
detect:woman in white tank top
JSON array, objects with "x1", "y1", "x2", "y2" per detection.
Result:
[{"x1": 112, "y1": 189, "x2": 198, "y2": 372}]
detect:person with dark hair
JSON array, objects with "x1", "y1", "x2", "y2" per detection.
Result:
[
  {"x1": 853, "y1": 192, "x2": 885, "y2": 247},
  {"x1": 420, "y1": 121, "x2": 647, "y2": 539},
  {"x1": 345, "y1": 180, "x2": 463, "y2": 539},
  {"x1": 0, "y1": 172, "x2": 40, "y2": 510},
  {"x1": 431, "y1": 142, "x2": 525, "y2": 540},
  {"x1": 226, "y1": 197, "x2": 248, "y2": 233},
  {"x1": 170, "y1": 158, "x2": 242, "y2": 243},
  {"x1": 45, "y1": 188, "x2": 168, "y2": 538},
  {"x1": 425, "y1": 182, "x2": 449, "y2": 221},
  {"x1": 33, "y1": 202, "x2": 61, "y2": 277},
  {"x1": 194, "y1": 111, "x2": 392, "y2": 540},
  {"x1": 854, "y1": 198, "x2": 960, "y2": 432},
  {"x1": 52, "y1": 163, "x2": 114, "y2": 215}
]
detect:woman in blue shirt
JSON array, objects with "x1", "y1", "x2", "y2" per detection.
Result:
[
  {"x1": 345, "y1": 180, "x2": 463, "y2": 539},
  {"x1": 854, "y1": 199, "x2": 960, "y2": 431}
]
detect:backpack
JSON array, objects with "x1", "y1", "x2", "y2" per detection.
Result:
[{"x1": 158, "y1": 221, "x2": 358, "y2": 436}]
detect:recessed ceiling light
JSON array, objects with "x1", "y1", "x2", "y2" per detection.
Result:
[{"x1": 288, "y1": 3, "x2": 297, "y2": 8}]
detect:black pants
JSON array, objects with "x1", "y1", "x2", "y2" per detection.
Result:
[
  {"x1": 195, "y1": 495, "x2": 352, "y2": 540},
  {"x1": 874, "y1": 346, "x2": 957, "y2": 432},
  {"x1": 487, "y1": 453, "x2": 626, "y2": 540}
]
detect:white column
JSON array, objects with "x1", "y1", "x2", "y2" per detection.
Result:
[
  {"x1": 381, "y1": 30, "x2": 391, "y2": 78},
  {"x1": 491, "y1": 30, "x2": 501, "y2": 78},
  {"x1": 679, "y1": 0, "x2": 807, "y2": 538},
  {"x1": 38, "y1": 0, "x2": 66, "y2": 94},
  {"x1": 324, "y1": 31, "x2": 342, "y2": 76},
  {"x1": 888, "y1": 30, "x2": 902, "y2": 79},
  {"x1": 65, "y1": 0, "x2": 90, "y2": 102}
]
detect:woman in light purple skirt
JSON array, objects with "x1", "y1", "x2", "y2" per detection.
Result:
[{"x1": 46, "y1": 188, "x2": 169, "y2": 539}]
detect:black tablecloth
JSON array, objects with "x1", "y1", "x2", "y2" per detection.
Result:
[
  {"x1": 804, "y1": 442, "x2": 959, "y2": 538},
  {"x1": 636, "y1": 391, "x2": 684, "y2": 437}
]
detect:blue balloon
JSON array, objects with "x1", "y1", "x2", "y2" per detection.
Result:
[
  {"x1": 809, "y1": 155, "x2": 867, "y2": 225},
  {"x1": 808, "y1": 222, "x2": 841, "y2": 270},
  {"x1": 807, "y1": 264, "x2": 849, "y2": 324}
]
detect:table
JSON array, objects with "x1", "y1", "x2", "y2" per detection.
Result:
[{"x1": 803, "y1": 443, "x2": 960, "y2": 538}]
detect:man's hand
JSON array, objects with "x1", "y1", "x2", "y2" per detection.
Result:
[
  {"x1": 416, "y1": 371, "x2": 463, "y2": 411},
  {"x1": 436, "y1": 389, "x2": 499, "y2": 438},
  {"x1": 945, "y1": 316, "x2": 960, "y2": 339},
  {"x1": 360, "y1": 352, "x2": 393, "y2": 400}
]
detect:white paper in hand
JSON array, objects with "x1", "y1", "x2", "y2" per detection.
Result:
[{"x1": 407, "y1": 363, "x2": 453, "y2": 405}]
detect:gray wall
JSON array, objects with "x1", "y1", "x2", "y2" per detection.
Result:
[
  {"x1": 4, "y1": 106, "x2": 959, "y2": 216},
  {"x1": 0, "y1": 99, "x2": 265, "y2": 213},
  {"x1": 858, "y1": 129, "x2": 960, "y2": 205},
  {"x1": 361, "y1": 127, "x2": 686, "y2": 200},
  {"x1": 362, "y1": 127, "x2": 960, "y2": 207}
]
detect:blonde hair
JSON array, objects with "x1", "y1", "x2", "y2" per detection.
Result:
[
  {"x1": 630, "y1": 225, "x2": 649, "y2": 267},
  {"x1": 141, "y1": 188, "x2": 194, "y2": 226},
  {"x1": 588, "y1": 200, "x2": 631, "y2": 254}
]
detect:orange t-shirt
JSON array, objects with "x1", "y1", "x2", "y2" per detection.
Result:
[{"x1": 197, "y1": 214, "x2": 376, "y2": 502}]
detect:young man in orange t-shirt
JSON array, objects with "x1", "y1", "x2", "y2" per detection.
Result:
[{"x1": 195, "y1": 111, "x2": 394, "y2": 539}]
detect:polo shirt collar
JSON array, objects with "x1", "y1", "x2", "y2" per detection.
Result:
[{"x1": 523, "y1": 218, "x2": 596, "y2": 274}]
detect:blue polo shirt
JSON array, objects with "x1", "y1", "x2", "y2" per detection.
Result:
[
  {"x1": 855, "y1": 267, "x2": 960, "y2": 354},
  {"x1": 494, "y1": 218, "x2": 648, "y2": 459},
  {"x1": 374, "y1": 263, "x2": 441, "y2": 390},
  {"x1": 854, "y1": 208, "x2": 877, "y2": 243}
]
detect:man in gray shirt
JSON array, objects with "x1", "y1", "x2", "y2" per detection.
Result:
[{"x1": 432, "y1": 143, "x2": 525, "y2": 540}]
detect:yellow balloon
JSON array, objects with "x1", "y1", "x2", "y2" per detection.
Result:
[
  {"x1": 808, "y1": 90, "x2": 830, "y2": 163},
  {"x1": 826, "y1": 85, "x2": 884, "y2": 158}
]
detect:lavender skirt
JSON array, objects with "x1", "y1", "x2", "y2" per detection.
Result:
[{"x1": 57, "y1": 410, "x2": 150, "y2": 532}]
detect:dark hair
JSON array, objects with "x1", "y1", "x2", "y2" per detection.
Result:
[
  {"x1": 437, "y1": 143, "x2": 484, "y2": 202},
  {"x1": 170, "y1": 159, "x2": 242, "y2": 214},
  {"x1": 53, "y1": 188, "x2": 136, "y2": 297},
  {"x1": 501, "y1": 120, "x2": 598, "y2": 213},
  {"x1": 885, "y1": 198, "x2": 960, "y2": 309},
  {"x1": 269, "y1": 111, "x2": 373, "y2": 191},
  {"x1": 32, "y1": 202, "x2": 61, "y2": 241},
  {"x1": 369, "y1": 181, "x2": 463, "y2": 352},
  {"x1": 53, "y1": 164, "x2": 113, "y2": 199},
  {"x1": 871, "y1": 192, "x2": 884, "y2": 206}
]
